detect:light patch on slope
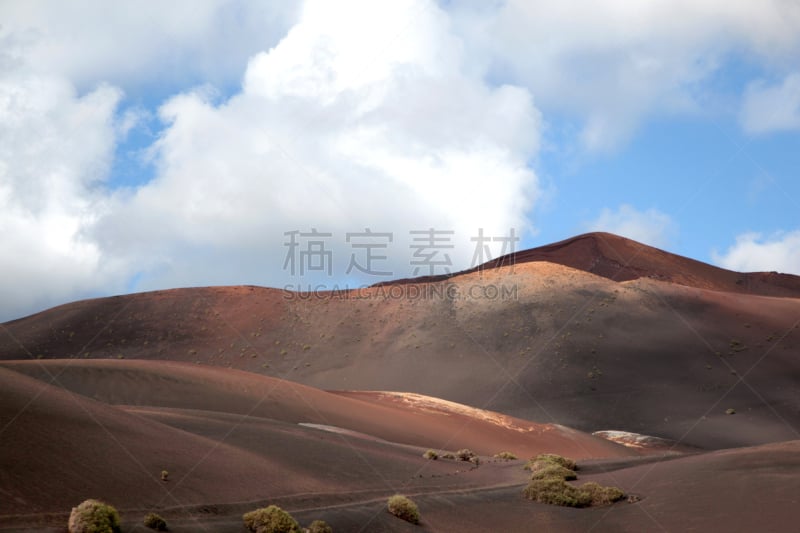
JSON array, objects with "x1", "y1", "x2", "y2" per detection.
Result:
[
  {"x1": 370, "y1": 391, "x2": 550, "y2": 434},
  {"x1": 592, "y1": 430, "x2": 675, "y2": 449},
  {"x1": 298, "y1": 422, "x2": 387, "y2": 442}
]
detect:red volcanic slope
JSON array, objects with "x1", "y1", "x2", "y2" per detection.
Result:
[
  {"x1": 0, "y1": 232, "x2": 798, "y2": 453},
  {"x1": 381, "y1": 232, "x2": 800, "y2": 297},
  {"x1": 0, "y1": 359, "x2": 630, "y2": 461},
  {"x1": 350, "y1": 440, "x2": 800, "y2": 533},
  {"x1": 0, "y1": 358, "x2": 634, "y2": 523}
]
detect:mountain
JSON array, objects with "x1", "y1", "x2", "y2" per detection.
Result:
[
  {"x1": 1, "y1": 232, "x2": 799, "y2": 531},
  {"x1": 2, "y1": 233, "x2": 798, "y2": 449},
  {"x1": 384, "y1": 232, "x2": 800, "y2": 297}
]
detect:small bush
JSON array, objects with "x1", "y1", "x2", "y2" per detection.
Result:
[
  {"x1": 525, "y1": 453, "x2": 576, "y2": 471},
  {"x1": 306, "y1": 520, "x2": 332, "y2": 533},
  {"x1": 580, "y1": 482, "x2": 625, "y2": 506},
  {"x1": 529, "y1": 463, "x2": 577, "y2": 481},
  {"x1": 243, "y1": 505, "x2": 301, "y2": 533},
  {"x1": 494, "y1": 451, "x2": 517, "y2": 460},
  {"x1": 387, "y1": 495, "x2": 420, "y2": 524},
  {"x1": 539, "y1": 453, "x2": 577, "y2": 470},
  {"x1": 68, "y1": 499, "x2": 121, "y2": 533},
  {"x1": 469, "y1": 456, "x2": 481, "y2": 466},
  {"x1": 456, "y1": 448, "x2": 476, "y2": 461},
  {"x1": 441, "y1": 452, "x2": 456, "y2": 460},
  {"x1": 161, "y1": 470, "x2": 169, "y2": 481},
  {"x1": 143, "y1": 512, "x2": 168, "y2": 531},
  {"x1": 423, "y1": 449, "x2": 438, "y2": 460},
  {"x1": 522, "y1": 478, "x2": 591, "y2": 508},
  {"x1": 524, "y1": 459, "x2": 550, "y2": 472}
]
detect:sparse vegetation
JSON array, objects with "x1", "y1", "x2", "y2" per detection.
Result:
[
  {"x1": 306, "y1": 520, "x2": 332, "y2": 533},
  {"x1": 143, "y1": 512, "x2": 168, "y2": 531},
  {"x1": 68, "y1": 499, "x2": 121, "y2": 533},
  {"x1": 243, "y1": 505, "x2": 301, "y2": 533},
  {"x1": 494, "y1": 451, "x2": 517, "y2": 460},
  {"x1": 387, "y1": 495, "x2": 420, "y2": 524},
  {"x1": 423, "y1": 449, "x2": 439, "y2": 460},
  {"x1": 528, "y1": 463, "x2": 577, "y2": 481},
  {"x1": 525, "y1": 453, "x2": 577, "y2": 471},
  {"x1": 523, "y1": 476, "x2": 624, "y2": 508},
  {"x1": 521, "y1": 454, "x2": 625, "y2": 508},
  {"x1": 456, "y1": 448, "x2": 476, "y2": 461},
  {"x1": 441, "y1": 452, "x2": 456, "y2": 460},
  {"x1": 522, "y1": 478, "x2": 591, "y2": 507},
  {"x1": 726, "y1": 408, "x2": 736, "y2": 415},
  {"x1": 580, "y1": 482, "x2": 625, "y2": 505},
  {"x1": 161, "y1": 469, "x2": 169, "y2": 481}
]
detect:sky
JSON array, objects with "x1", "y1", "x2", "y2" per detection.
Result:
[{"x1": 1, "y1": 0, "x2": 800, "y2": 321}]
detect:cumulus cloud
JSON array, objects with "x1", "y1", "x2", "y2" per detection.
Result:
[
  {"x1": 740, "y1": 73, "x2": 800, "y2": 134},
  {"x1": 450, "y1": 0, "x2": 800, "y2": 151},
  {"x1": 712, "y1": 231, "x2": 800, "y2": 274},
  {"x1": 3, "y1": 0, "x2": 800, "y2": 321},
  {"x1": 91, "y1": 0, "x2": 541, "y2": 293},
  {"x1": 0, "y1": 71, "x2": 124, "y2": 320},
  {"x1": 0, "y1": 1, "x2": 300, "y2": 321},
  {"x1": 585, "y1": 205, "x2": 677, "y2": 248},
  {"x1": 0, "y1": 1, "x2": 298, "y2": 94}
]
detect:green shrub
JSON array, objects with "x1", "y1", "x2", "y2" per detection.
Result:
[
  {"x1": 529, "y1": 463, "x2": 577, "y2": 481},
  {"x1": 538, "y1": 453, "x2": 577, "y2": 470},
  {"x1": 306, "y1": 520, "x2": 332, "y2": 533},
  {"x1": 580, "y1": 482, "x2": 625, "y2": 505},
  {"x1": 456, "y1": 448, "x2": 476, "y2": 461},
  {"x1": 524, "y1": 453, "x2": 576, "y2": 471},
  {"x1": 68, "y1": 499, "x2": 121, "y2": 533},
  {"x1": 494, "y1": 451, "x2": 517, "y2": 460},
  {"x1": 523, "y1": 458, "x2": 544, "y2": 470},
  {"x1": 423, "y1": 449, "x2": 438, "y2": 460},
  {"x1": 243, "y1": 505, "x2": 301, "y2": 533},
  {"x1": 522, "y1": 478, "x2": 591, "y2": 508},
  {"x1": 143, "y1": 512, "x2": 168, "y2": 531},
  {"x1": 387, "y1": 495, "x2": 420, "y2": 524}
]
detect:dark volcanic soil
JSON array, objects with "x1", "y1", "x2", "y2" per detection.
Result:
[{"x1": 1, "y1": 233, "x2": 799, "y2": 531}]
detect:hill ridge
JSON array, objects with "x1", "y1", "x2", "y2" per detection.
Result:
[{"x1": 377, "y1": 232, "x2": 800, "y2": 298}]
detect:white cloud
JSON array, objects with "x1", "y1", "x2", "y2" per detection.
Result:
[
  {"x1": 450, "y1": 0, "x2": 800, "y2": 151},
  {"x1": 0, "y1": 1, "x2": 300, "y2": 321},
  {"x1": 88, "y1": 0, "x2": 541, "y2": 293},
  {"x1": 740, "y1": 73, "x2": 800, "y2": 134},
  {"x1": 0, "y1": 1, "x2": 298, "y2": 93},
  {"x1": 712, "y1": 231, "x2": 800, "y2": 274},
  {"x1": 3, "y1": 0, "x2": 800, "y2": 321},
  {"x1": 585, "y1": 205, "x2": 677, "y2": 248},
  {"x1": 0, "y1": 71, "x2": 125, "y2": 320}
]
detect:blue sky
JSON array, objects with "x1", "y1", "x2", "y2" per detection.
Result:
[{"x1": 1, "y1": 0, "x2": 800, "y2": 321}]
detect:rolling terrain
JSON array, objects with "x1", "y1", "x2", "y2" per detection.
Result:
[{"x1": 1, "y1": 232, "x2": 799, "y2": 531}]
